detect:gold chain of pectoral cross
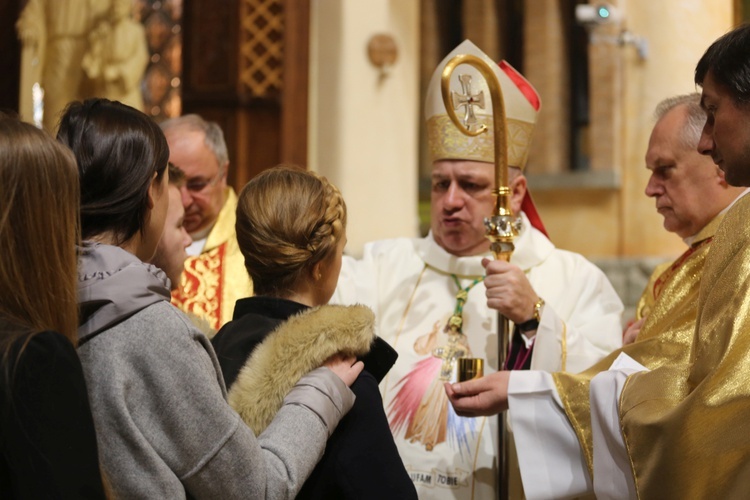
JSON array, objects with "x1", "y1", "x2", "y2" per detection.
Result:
[
  {"x1": 433, "y1": 274, "x2": 484, "y2": 380},
  {"x1": 447, "y1": 274, "x2": 484, "y2": 334}
]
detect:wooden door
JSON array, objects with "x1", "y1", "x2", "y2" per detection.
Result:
[{"x1": 182, "y1": 0, "x2": 310, "y2": 191}]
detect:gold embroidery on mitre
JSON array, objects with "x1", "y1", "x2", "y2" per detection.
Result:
[{"x1": 427, "y1": 115, "x2": 534, "y2": 169}]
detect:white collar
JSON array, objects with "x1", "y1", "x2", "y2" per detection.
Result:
[{"x1": 417, "y1": 212, "x2": 556, "y2": 276}]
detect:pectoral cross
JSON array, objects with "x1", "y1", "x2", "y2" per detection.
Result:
[
  {"x1": 433, "y1": 333, "x2": 469, "y2": 381},
  {"x1": 451, "y1": 74, "x2": 485, "y2": 130}
]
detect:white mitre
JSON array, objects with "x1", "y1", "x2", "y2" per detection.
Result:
[{"x1": 425, "y1": 40, "x2": 542, "y2": 170}]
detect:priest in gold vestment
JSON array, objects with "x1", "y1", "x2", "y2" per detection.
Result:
[
  {"x1": 446, "y1": 24, "x2": 750, "y2": 498},
  {"x1": 161, "y1": 115, "x2": 253, "y2": 330},
  {"x1": 553, "y1": 92, "x2": 746, "y2": 496},
  {"x1": 617, "y1": 24, "x2": 750, "y2": 497}
]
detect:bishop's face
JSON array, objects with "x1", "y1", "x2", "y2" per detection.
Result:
[
  {"x1": 698, "y1": 71, "x2": 750, "y2": 187},
  {"x1": 430, "y1": 160, "x2": 494, "y2": 257}
]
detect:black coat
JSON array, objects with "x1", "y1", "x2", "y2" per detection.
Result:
[
  {"x1": 212, "y1": 297, "x2": 417, "y2": 500},
  {"x1": 0, "y1": 325, "x2": 106, "y2": 498}
]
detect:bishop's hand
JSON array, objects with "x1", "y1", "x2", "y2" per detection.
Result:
[
  {"x1": 444, "y1": 371, "x2": 510, "y2": 416},
  {"x1": 482, "y1": 257, "x2": 538, "y2": 325}
]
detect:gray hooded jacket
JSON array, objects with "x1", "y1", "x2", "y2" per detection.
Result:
[{"x1": 77, "y1": 243, "x2": 354, "y2": 499}]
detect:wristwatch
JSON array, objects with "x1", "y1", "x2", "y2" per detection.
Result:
[{"x1": 517, "y1": 297, "x2": 545, "y2": 333}]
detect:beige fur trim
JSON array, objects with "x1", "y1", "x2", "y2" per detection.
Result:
[{"x1": 228, "y1": 304, "x2": 375, "y2": 434}]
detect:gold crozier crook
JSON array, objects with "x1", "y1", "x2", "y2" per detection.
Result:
[{"x1": 440, "y1": 53, "x2": 516, "y2": 500}]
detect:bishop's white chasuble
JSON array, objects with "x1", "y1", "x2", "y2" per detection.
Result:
[{"x1": 332, "y1": 213, "x2": 623, "y2": 499}]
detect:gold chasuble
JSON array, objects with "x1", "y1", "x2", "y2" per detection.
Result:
[
  {"x1": 552, "y1": 211, "x2": 723, "y2": 478},
  {"x1": 617, "y1": 192, "x2": 750, "y2": 497},
  {"x1": 172, "y1": 189, "x2": 252, "y2": 330}
]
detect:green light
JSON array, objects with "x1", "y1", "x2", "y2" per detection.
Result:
[{"x1": 598, "y1": 6, "x2": 610, "y2": 18}]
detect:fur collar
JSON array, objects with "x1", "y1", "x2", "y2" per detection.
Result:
[{"x1": 228, "y1": 303, "x2": 375, "y2": 434}]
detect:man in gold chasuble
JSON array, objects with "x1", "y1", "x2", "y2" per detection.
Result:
[
  {"x1": 618, "y1": 23, "x2": 750, "y2": 497},
  {"x1": 553, "y1": 92, "x2": 746, "y2": 498},
  {"x1": 445, "y1": 24, "x2": 750, "y2": 499},
  {"x1": 331, "y1": 40, "x2": 623, "y2": 499},
  {"x1": 161, "y1": 115, "x2": 253, "y2": 331}
]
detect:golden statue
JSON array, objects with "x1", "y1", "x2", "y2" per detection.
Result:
[
  {"x1": 16, "y1": 0, "x2": 110, "y2": 131},
  {"x1": 82, "y1": 0, "x2": 149, "y2": 111}
]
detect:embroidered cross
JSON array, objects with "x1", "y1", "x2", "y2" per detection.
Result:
[{"x1": 451, "y1": 73, "x2": 485, "y2": 130}]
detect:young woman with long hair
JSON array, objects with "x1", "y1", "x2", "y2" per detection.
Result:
[
  {"x1": 0, "y1": 115, "x2": 106, "y2": 497},
  {"x1": 57, "y1": 98, "x2": 362, "y2": 498}
]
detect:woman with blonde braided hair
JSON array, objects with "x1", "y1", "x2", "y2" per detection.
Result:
[
  {"x1": 60, "y1": 101, "x2": 360, "y2": 498},
  {"x1": 212, "y1": 164, "x2": 416, "y2": 499}
]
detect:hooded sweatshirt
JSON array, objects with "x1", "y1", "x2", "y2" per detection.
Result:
[{"x1": 76, "y1": 243, "x2": 355, "y2": 499}]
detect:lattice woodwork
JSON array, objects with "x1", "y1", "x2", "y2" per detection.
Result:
[{"x1": 240, "y1": 0, "x2": 284, "y2": 98}]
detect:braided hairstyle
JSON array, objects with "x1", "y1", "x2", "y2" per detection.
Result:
[{"x1": 236, "y1": 164, "x2": 347, "y2": 297}]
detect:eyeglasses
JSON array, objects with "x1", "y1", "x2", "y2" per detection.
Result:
[{"x1": 185, "y1": 170, "x2": 223, "y2": 193}]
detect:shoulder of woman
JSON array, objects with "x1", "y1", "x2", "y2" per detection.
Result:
[
  {"x1": 106, "y1": 302, "x2": 212, "y2": 354},
  {"x1": 3, "y1": 330, "x2": 76, "y2": 367}
]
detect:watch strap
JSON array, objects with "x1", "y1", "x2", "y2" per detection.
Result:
[{"x1": 517, "y1": 297, "x2": 544, "y2": 332}]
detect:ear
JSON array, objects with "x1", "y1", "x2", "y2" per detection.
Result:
[
  {"x1": 146, "y1": 171, "x2": 162, "y2": 210},
  {"x1": 510, "y1": 173, "x2": 527, "y2": 214},
  {"x1": 219, "y1": 161, "x2": 229, "y2": 186},
  {"x1": 715, "y1": 165, "x2": 730, "y2": 187},
  {"x1": 310, "y1": 260, "x2": 324, "y2": 282}
]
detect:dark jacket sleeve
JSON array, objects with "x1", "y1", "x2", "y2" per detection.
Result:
[
  {"x1": 297, "y1": 370, "x2": 417, "y2": 500},
  {"x1": 0, "y1": 331, "x2": 106, "y2": 499}
]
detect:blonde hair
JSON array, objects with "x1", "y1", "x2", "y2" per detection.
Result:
[
  {"x1": 236, "y1": 165, "x2": 346, "y2": 297},
  {"x1": 0, "y1": 116, "x2": 80, "y2": 347}
]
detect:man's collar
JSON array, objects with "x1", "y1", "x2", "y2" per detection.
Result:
[
  {"x1": 683, "y1": 188, "x2": 750, "y2": 246},
  {"x1": 203, "y1": 187, "x2": 238, "y2": 252}
]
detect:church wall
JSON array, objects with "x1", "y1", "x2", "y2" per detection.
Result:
[
  {"x1": 309, "y1": 1, "x2": 732, "y2": 263},
  {"x1": 619, "y1": 0, "x2": 733, "y2": 257},
  {"x1": 309, "y1": 0, "x2": 420, "y2": 257},
  {"x1": 529, "y1": 0, "x2": 733, "y2": 260}
]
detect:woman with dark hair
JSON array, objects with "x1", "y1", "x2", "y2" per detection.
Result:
[
  {"x1": 212, "y1": 165, "x2": 416, "y2": 499},
  {"x1": 0, "y1": 115, "x2": 106, "y2": 497},
  {"x1": 58, "y1": 98, "x2": 363, "y2": 498}
]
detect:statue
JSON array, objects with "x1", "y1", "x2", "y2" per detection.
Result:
[
  {"x1": 16, "y1": 0, "x2": 110, "y2": 131},
  {"x1": 82, "y1": 0, "x2": 150, "y2": 111}
]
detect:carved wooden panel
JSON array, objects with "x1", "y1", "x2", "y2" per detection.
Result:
[
  {"x1": 182, "y1": 0, "x2": 308, "y2": 191},
  {"x1": 184, "y1": 0, "x2": 238, "y2": 93},
  {"x1": 240, "y1": 0, "x2": 284, "y2": 99}
]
